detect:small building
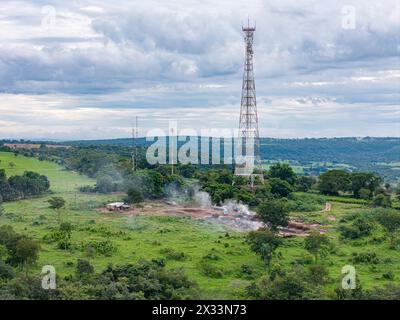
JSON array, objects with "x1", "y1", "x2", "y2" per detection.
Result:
[{"x1": 106, "y1": 202, "x2": 130, "y2": 211}]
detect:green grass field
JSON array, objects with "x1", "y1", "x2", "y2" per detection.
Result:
[{"x1": 1, "y1": 152, "x2": 399, "y2": 299}]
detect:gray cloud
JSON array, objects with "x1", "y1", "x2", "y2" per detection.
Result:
[{"x1": 0, "y1": 0, "x2": 398, "y2": 139}]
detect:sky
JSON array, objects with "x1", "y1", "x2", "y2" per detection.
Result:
[{"x1": 0, "y1": 0, "x2": 399, "y2": 140}]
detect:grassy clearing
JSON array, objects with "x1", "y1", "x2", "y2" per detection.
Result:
[{"x1": 1, "y1": 152, "x2": 399, "y2": 298}]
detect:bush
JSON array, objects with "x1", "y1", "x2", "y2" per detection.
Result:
[
  {"x1": 0, "y1": 260, "x2": 14, "y2": 280},
  {"x1": 247, "y1": 270, "x2": 322, "y2": 300},
  {"x1": 373, "y1": 194, "x2": 392, "y2": 208},
  {"x1": 359, "y1": 188, "x2": 372, "y2": 200},
  {"x1": 352, "y1": 252, "x2": 380, "y2": 264},
  {"x1": 382, "y1": 271, "x2": 395, "y2": 281},
  {"x1": 76, "y1": 259, "x2": 94, "y2": 277},
  {"x1": 94, "y1": 260, "x2": 198, "y2": 299},
  {"x1": 286, "y1": 195, "x2": 321, "y2": 212},
  {"x1": 202, "y1": 251, "x2": 220, "y2": 261},
  {"x1": 239, "y1": 264, "x2": 254, "y2": 279},
  {"x1": 83, "y1": 240, "x2": 117, "y2": 256},
  {"x1": 246, "y1": 230, "x2": 282, "y2": 264},
  {"x1": 198, "y1": 261, "x2": 224, "y2": 278},
  {"x1": 307, "y1": 264, "x2": 329, "y2": 285},
  {"x1": 124, "y1": 187, "x2": 144, "y2": 205},
  {"x1": 159, "y1": 248, "x2": 186, "y2": 261},
  {"x1": 295, "y1": 176, "x2": 316, "y2": 192},
  {"x1": 339, "y1": 218, "x2": 374, "y2": 240}
]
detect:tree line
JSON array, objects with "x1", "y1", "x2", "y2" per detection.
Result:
[{"x1": 0, "y1": 169, "x2": 50, "y2": 202}]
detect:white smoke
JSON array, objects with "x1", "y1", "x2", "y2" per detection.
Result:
[
  {"x1": 193, "y1": 190, "x2": 212, "y2": 208},
  {"x1": 220, "y1": 200, "x2": 253, "y2": 216}
]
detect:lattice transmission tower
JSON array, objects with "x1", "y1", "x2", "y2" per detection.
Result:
[{"x1": 236, "y1": 20, "x2": 262, "y2": 178}]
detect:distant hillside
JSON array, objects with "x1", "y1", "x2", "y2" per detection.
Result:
[
  {"x1": 2, "y1": 137, "x2": 399, "y2": 181},
  {"x1": 63, "y1": 137, "x2": 400, "y2": 181},
  {"x1": 65, "y1": 137, "x2": 400, "y2": 163}
]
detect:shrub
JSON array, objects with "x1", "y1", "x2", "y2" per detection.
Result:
[
  {"x1": 124, "y1": 187, "x2": 144, "y2": 205},
  {"x1": 304, "y1": 231, "x2": 331, "y2": 262},
  {"x1": 352, "y1": 252, "x2": 380, "y2": 264},
  {"x1": 202, "y1": 251, "x2": 220, "y2": 261},
  {"x1": 373, "y1": 194, "x2": 392, "y2": 208},
  {"x1": 382, "y1": 271, "x2": 395, "y2": 281},
  {"x1": 159, "y1": 248, "x2": 186, "y2": 261},
  {"x1": 239, "y1": 264, "x2": 254, "y2": 279},
  {"x1": 199, "y1": 261, "x2": 224, "y2": 278},
  {"x1": 83, "y1": 240, "x2": 117, "y2": 256},
  {"x1": 0, "y1": 260, "x2": 14, "y2": 280},
  {"x1": 247, "y1": 270, "x2": 322, "y2": 300},
  {"x1": 246, "y1": 230, "x2": 282, "y2": 265},
  {"x1": 339, "y1": 218, "x2": 374, "y2": 240},
  {"x1": 307, "y1": 264, "x2": 329, "y2": 285},
  {"x1": 76, "y1": 259, "x2": 94, "y2": 277}
]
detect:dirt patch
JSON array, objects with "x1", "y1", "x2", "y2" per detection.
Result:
[
  {"x1": 97, "y1": 200, "x2": 326, "y2": 235},
  {"x1": 97, "y1": 201, "x2": 220, "y2": 219},
  {"x1": 278, "y1": 221, "x2": 325, "y2": 237}
]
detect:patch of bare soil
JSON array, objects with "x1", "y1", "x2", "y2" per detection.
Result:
[
  {"x1": 97, "y1": 200, "x2": 327, "y2": 235},
  {"x1": 278, "y1": 221, "x2": 326, "y2": 237}
]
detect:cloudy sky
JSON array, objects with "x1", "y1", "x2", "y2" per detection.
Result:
[{"x1": 0, "y1": 0, "x2": 399, "y2": 140}]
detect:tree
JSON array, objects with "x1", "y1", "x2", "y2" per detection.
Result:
[
  {"x1": 76, "y1": 259, "x2": 94, "y2": 278},
  {"x1": 307, "y1": 264, "x2": 329, "y2": 285},
  {"x1": 304, "y1": 231, "x2": 331, "y2": 262},
  {"x1": 317, "y1": 170, "x2": 350, "y2": 196},
  {"x1": 124, "y1": 169, "x2": 164, "y2": 199},
  {"x1": 269, "y1": 178, "x2": 293, "y2": 198},
  {"x1": 0, "y1": 171, "x2": 50, "y2": 201},
  {"x1": 48, "y1": 196, "x2": 66, "y2": 222},
  {"x1": 358, "y1": 188, "x2": 371, "y2": 200},
  {"x1": 0, "y1": 260, "x2": 14, "y2": 280},
  {"x1": 257, "y1": 198, "x2": 289, "y2": 231},
  {"x1": 48, "y1": 196, "x2": 66, "y2": 210},
  {"x1": 203, "y1": 183, "x2": 235, "y2": 205},
  {"x1": 58, "y1": 222, "x2": 73, "y2": 250},
  {"x1": 373, "y1": 194, "x2": 392, "y2": 208},
  {"x1": 295, "y1": 176, "x2": 316, "y2": 192},
  {"x1": 248, "y1": 270, "x2": 319, "y2": 300},
  {"x1": 125, "y1": 188, "x2": 144, "y2": 205},
  {"x1": 268, "y1": 163, "x2": 297, "y2": 185},
  {"x1": 96, "y1": 175, "x2": 117, "y2": 193},
  {"x1": 376, "y1": 210, "x2": 400, "y2": 248},
  {"x1": 13, "y1": 238, "x2": 40, "y2": 269},
  {"x1": 349, "y1": 173, "x2": 381, "y2": 198},
  {"x1": 235, "y1": 189, "x2": 258, "y2": 206},
  {"x1": 246, "y1": 230, "x2": 282, "y2": 265}
]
